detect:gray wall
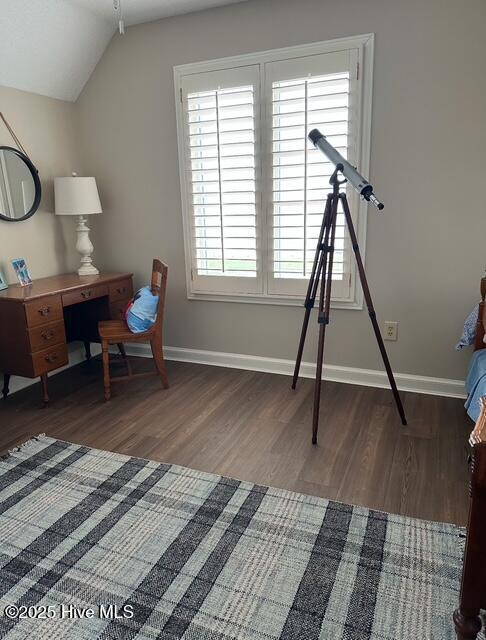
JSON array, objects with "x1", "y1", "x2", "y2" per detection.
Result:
[
  {"x1": 0, "y1": 86, "x2": 80, "y2": 283},
  {"x1": 76, "y1": 0, "x2": 486, "y2": 381}
]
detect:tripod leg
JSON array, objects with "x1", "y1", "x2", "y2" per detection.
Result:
[
  {"x1": 292, "y1": 194, "x2": 333, "y2": 389},
  {"x1": 312, "y1": 194, "x2": 339, "y2": 444},
  {"x1": 340, "y1": 194, "x2": 407, "y2": 426}
]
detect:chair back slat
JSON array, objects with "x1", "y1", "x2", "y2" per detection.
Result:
[
  {"x1": 150, "y1": 259, "x2": 168, "y2": 339},
  {"x1": 151, "y1": 259, "x2": 164, "y2": 295}
]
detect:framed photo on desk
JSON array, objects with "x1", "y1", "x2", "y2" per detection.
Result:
[{"x1": 11, "y1": 258, "x2": 32, "y2": 286}]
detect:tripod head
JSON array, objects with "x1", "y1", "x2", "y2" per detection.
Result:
[
  {"x1": 329, "y1": 165, "x2": 347, "y2": 191},
  {"x1": 308, "y1": 129, "x2": 384, "y2": 211}
]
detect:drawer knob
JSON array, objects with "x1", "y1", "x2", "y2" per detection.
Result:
[
  {"x1": 38, "y1": 307, "x2": 51, "y2": 316},
  {"x1": 81, "y1": 291, "x2": 92, "y2": 299},
  {"x1": 44, "y1": 354, "x2": 58, "y2": 363},
  {"x1": 41, "y1": 331, "x2": 55, "y2": 340},
  {"x1": 116, "y1": 287, "x2": 126, "y2": 294}
]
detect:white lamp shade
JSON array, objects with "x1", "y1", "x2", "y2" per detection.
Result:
[{"x1": 54, "y1": 176, "x2": 102, "y2": 216}]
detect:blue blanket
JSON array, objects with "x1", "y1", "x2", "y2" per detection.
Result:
[
  {"x1": 465, "y1": 349, "x2": 486, "y2": 421},
  {"x1": 126, "y1": 286, "x2": 159, "y2": 334},
  {"x1": 456, "y1": 304, "x2": 479, "y2": 350}
]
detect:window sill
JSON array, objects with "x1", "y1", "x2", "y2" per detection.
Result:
[{"x1": 186, "y1": 292, "x2": 364, "y2": 310}]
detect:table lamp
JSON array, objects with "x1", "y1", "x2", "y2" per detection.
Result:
[{"x1": 54, "y1": 174, "x2": 102, "y2": 276}]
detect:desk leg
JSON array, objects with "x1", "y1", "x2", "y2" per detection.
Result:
[
  {"x1": 40, "y1": 374, "x2": 49, "y2": 406},
  {"x1": 2, "y1": 374, "x2": 10, "y2": 399}
]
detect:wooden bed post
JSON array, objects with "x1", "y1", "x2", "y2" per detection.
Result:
[
  {"x1": 474, "y1": 276, "x2": 486, "y2": 350},
  {"x1": 453, "y1": 400, "x2": 486, "y2": 640}
]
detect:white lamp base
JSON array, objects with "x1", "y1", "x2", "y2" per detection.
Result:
[{"x1": 75, "y1": 215, "x2": 99, "y2": 276}]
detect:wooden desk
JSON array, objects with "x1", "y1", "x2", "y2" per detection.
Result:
[{"x1": 0, "y1": 272, "x2": 133, "y2": 404}]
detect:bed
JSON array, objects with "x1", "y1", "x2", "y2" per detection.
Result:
[
  {"x1": 454, "y1": 400, "x2": 486, "y2": 640},
  {"x1": 453, "y1": 275, "x2": 486, "y2": 639},
  {"x1": 453, "y1": 276, "x2": 486, "y2": 639}
]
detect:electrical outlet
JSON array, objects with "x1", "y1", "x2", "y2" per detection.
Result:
[{"x1": 384, "y1": 321, "x2": 398, "y2": 341}]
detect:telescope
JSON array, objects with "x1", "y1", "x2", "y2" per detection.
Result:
[
  {"x1": 308, "y1": 128, "x2": 384, "y2": 211},
  {"x1": 294, "y1": 129, "x2": 406, "y2": 444}
]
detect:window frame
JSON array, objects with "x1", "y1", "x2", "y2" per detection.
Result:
[{"x1": 174, "y1": 33, "x2": 375, "y2": 309}]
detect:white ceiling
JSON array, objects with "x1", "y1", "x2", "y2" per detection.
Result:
[
  {"x1": 0, "y1": 0, "x2": 248, "y2": 102},
  {"x1": 72, "y1": 0, "x2": 247, "y2": 26}
]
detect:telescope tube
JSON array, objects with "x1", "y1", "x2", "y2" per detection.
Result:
[{"x1": 308, "y1": 129, "x2": 384, "y2": 210}]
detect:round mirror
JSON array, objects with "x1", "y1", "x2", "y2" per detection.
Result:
[{"x1": 0, "y1": 146, "x2": 41, "y2": 222}]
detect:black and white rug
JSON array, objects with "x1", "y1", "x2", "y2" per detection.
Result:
[{"x1": 0, "y1": 436, "x2": 465, "y2": 639}]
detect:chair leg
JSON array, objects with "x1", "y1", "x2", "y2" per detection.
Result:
[
  {"x1": 150, "y1": 336, "x2": 169, "y2": 389},
  {"x1": 117, "y1": 342, "x2": 132, "y2": 377},
  {"x1": 102, "y1": 340, "x2": 111, "y2": 401},
  {"x1": 84, "y1": 341, "x2": 91, "y2": 362}
]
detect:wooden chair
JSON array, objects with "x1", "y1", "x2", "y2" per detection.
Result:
[
  {"x1": 453, "y1": 397, "x2": 486, "y2": 639},
  {"x1": 98, "y1": 259, "x2": 169, "y2": 401}
]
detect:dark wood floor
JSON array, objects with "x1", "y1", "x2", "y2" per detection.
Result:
[{"x1": 0, "y1": 356, "x2": 472, "y2": 525}]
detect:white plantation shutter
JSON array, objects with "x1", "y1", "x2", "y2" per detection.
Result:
[
  {"x1": 175, "y1": 38, "x2": 371, "y2": 304},
  {"x1": 266, "y1": 50, "x2": 358, "y2": 299},
  {"x1": 180, "y1": 66, "x2": 262, "y2": 295}
]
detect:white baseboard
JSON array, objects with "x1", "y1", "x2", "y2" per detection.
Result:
[
  {"x1": 123, "y1": 344, "x2": 467, "y2": 399},
  {"x1": 4, "y1": 342, "x2": 466, "y2": 400}
]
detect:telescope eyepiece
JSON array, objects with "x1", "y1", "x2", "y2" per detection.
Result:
[{"x1": 368, "y1": 194, "x2": 384, "y2": 211}]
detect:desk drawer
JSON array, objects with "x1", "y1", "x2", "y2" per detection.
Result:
[
  {"x1": 28, "y1": 321, "x2": 66, "y2": 353},
  {"x1": 109, "y1": 278, "x2": 133, "y2": 302},
  {"x1": 62, "y1": 284, "x2": 108, "y2": 307},
  {"x1": 32, "y1": 343, "x2": 68, "y2": 375},
  {"x1": 25, "y1": 296, "x2": 63, "y2": 328},
  {"x1": 110, "y1": 298, "x2": 130, "y2": 321}
]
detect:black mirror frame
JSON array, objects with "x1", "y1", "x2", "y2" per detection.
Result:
[{"x1": 0, "y1": 146, "x2": 42, "y2": 223}]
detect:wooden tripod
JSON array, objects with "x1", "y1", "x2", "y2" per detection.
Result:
[{"x1": 292, "y1": 168, "x2": 407, "y2": 444}]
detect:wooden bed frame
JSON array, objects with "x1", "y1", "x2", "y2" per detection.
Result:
[
  {"x1": 454, "y1": 275, "x2": 486, "y2": 639},
  {"x1": 473, "y1": 276, "x2": 486, "y2": 350}
]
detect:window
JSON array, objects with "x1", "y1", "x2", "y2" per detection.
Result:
[
  {"x1": 175, "y1": 35, "x2": 374, "y2": 307},
  {"x1": 180, "y1": 66, "x2": 261, "y2": 295}
]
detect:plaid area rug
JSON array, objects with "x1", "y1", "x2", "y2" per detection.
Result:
[{"x1": 0, "y1": 436, "x2": 465, "y2": 640}]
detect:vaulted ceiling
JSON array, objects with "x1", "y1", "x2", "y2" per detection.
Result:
[{"x1": 0, "y1": 0, "x2": 248, "y2": 102}]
